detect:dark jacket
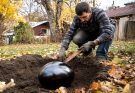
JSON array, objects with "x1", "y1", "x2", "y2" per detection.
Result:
[{"x1": 61, "y1": 7, "x2": 115, "y2": 50}]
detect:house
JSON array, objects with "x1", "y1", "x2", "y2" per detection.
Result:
[
  {"x1": 29, "y1": 21, "x2": 50, "y2": 36},
  {"x1": 29, "y1": 21, "x2": 51, "y2": 43},
  {"x1": 2, "y1": 29, "x2": 14, "y2": 44},
  {"x1": 3, "y1": 21, "x2": 51, "y2": 44},
  {"x1": 106, "y1": 3, "x2": 135, "y2": 40}
]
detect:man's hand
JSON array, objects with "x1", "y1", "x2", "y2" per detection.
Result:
[
  {"x1": 79, "y1": 41, "x2": 96, "y2": 53},
  {"x1": 58, "y1": 47, "x2": 66, "y2": 62}
]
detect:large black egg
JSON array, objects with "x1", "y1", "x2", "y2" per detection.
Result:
[{"x1": 38, "y1": 61, "x2": 74, "y2": 89}]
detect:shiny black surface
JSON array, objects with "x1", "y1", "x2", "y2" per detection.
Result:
[{"x1": 38, "y1": 61, "x2": 74, "y2": 89}]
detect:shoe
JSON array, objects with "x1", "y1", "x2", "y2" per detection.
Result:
[{"x1": 94, "y1": 65, "x2": 112, "y2": 81}]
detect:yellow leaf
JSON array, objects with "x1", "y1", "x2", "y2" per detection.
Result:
[
  {"x1": 0, "y1": 0, "x2": 24, "y2": 21},
  {"x1": 112, "y1": 56, "x2": 122, "y2": 64},
  {"x1": 123, "y1": 84, "x2": 131, "y2": 93}
]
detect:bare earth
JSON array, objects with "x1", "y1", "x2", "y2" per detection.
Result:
[{"x1": 0, "y1": 54, "x2": 108, "y2": 93}]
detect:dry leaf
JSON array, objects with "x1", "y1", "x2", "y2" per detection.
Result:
[
  {"x1": 0, "y1": 81, "x2": 6, "y2": 92},
  {"x1": 56, "y1": 86, "x2": 67, "y2": 93},
  {"x1": 47, "y1": 53, "x2": 58, "y2": 59},
  {"x1": 0, "y1": 79, "x2": 15, "y2": 92},
  {"x1": 101, "y1": 86, "x2": 112, "y2": 92},
  {"x1": 129, "y1": 81, "x2": 135, "y2": 93},
  {"x1": 113, "y1": 79, "x2": 127, "y2": 87},
  {"x1": 122, "y1": 84, "x2": 131, "y2": 93},
  {"x1": 108, "y1": 65, "x2": 116, "y2": 76},
  {"x1": 91, "y1": 81, "x2": 101, "y2": 90}
]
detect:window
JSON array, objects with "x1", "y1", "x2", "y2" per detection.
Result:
[{"x1": 42, "y1": 29, "x2": 47, "y2": 34}]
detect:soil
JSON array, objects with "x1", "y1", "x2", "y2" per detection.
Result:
[{"x1": 0, "y1": 54, "x2": 109, "y2": 93}]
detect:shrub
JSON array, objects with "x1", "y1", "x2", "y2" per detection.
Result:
[{"x1": 14, "y1": 22, "x2": 34, "y2": 43}]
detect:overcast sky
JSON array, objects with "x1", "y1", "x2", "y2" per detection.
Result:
[{"x1": 97, "y1": 0, "x2": 135, "y2": 9}]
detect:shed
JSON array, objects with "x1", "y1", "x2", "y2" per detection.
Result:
[
  {"x1": 106, "y1": 4, "x2": 135, "y2": 40},
  {"x1": 29, "y1": 21, "x2": 50, "y2": 36},
  {"x1": 29, "y1": 21, "x2": 51, "y2": 43}
]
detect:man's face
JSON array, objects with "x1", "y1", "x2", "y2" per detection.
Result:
[{"x1": 78, "y1": 12, "x2": 92, "y2": 23}]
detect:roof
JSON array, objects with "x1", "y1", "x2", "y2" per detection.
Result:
[
  {"x1": 29, "y1": 21, "x2": 49, "y2": 28},
  {"x1": 3, "y1": 30, "x2": 14, "y2": 36},
  {"x1": 106, "y1": 5, "x2": 135, "y2": 18}
]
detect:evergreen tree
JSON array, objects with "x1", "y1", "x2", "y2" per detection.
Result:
[{"x1": 14, "y1": 22, "x2": 34, "y2": 43}]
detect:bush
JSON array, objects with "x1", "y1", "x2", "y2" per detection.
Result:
[{"x1": 14, "y1": 22, "x2": 34, "y2": 43}]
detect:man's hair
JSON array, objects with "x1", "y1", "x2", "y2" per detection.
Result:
[{"x1": 75, "y1": 2, "x2": 91, "y2": 16}]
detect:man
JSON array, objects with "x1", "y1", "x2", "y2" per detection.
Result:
[{"x1": 59, "y1": 2, "x2": 115, "y2": 62}]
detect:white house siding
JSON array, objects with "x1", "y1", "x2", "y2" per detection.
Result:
[{"x1": 46, "y1": 29, "x2": 51, "y2": 36}]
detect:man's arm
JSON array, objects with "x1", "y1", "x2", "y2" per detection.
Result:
[
  {"x1": 94, "y1": 9, "x2": 115, "y2": 44},
  {"x1": 61, "y1": 16, "x2": 78, "y2": 50}
]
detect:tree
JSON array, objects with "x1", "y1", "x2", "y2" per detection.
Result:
[
  {"x1": 20, "y1": 0, "x2": 47, "y2": 22},
  {"x1": 34, "y1": 0, "x2": 64, "y2": 42},
  {"x1": 58, "y1": 1, "x2": 75, "y2": 33},
  {"x1": 20, "y1": 0, "x2": 35, "y2": 21},
  {"x1": 0, "y1": 0, "x2": 23, "y2": 45},
  {"x1": 14, "y1": 22, "x2": 34, "y2": 43}
]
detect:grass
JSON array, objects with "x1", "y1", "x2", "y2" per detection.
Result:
[
  {"x1": 110, "y1": 41, "x2": 135, "y2": 54},
  {"x1": 0, "y1": 41, "x2": 135, "y2": 60},
  {"x1": 0, "y1": 43, "x2": 60, "y2": 59}
]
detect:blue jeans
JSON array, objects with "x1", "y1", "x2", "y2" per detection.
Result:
[
  {"x1": 73, "y1": 28, "x2": 114, "y2": 58},
  {"x1": 96, "y1": 40, "x2": 112, "y2": 59}
]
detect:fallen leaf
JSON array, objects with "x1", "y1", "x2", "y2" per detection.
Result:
[
  {"x1": 122, "y1": 84, "x2": 131, "y2": 93},
  {"x1": 0, "y1": 79, "x2": 15, "y2": 92},
  {"x1": 129, "y1": 81, "x2": 135, "y2": 93},
  {"x1": 91, "y1": 81, "x2": 101, "y2": 90},
  {"x1": 113, "y1": 79, "x2": 127, "y2": 86},
  {"x1": 108, "y1": 65, "x2": 116, "y2": 77},
  {"x1": 112, "y1": 56, "x2": 122, "y2": 64},
  {"x1": 56, "y1": 86, "x2": 67, "y2": 93},
  {"x1": 101, "y1": 86, "x2": 112, "y2": 92}
]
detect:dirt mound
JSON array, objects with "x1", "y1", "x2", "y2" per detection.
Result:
[{"x1": 0, "y1": 54, "x2": 107, "y2": 93}]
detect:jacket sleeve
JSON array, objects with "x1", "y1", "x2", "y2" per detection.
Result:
[
  {"x1": 61, "y1": 17, "x2": 78, "y2": 50},
  {"x1": 95, "y1": 9, "x2": 115, "y2": 43}
]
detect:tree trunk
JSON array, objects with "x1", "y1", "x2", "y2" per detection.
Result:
[
  {"x1": 41, "y1": 0, "x2": 55, "y2": 42},
  {"x1": 0, "y1": 14, "x2": 6, "y2": 45},
  {"x1": 40, "y1": 0, "x2": 63, "y2": 42},
  {"x1": 56, "y1": 0, "x2": 63, "y2": 27},
  {"x1": 55, "y1": 0, "x2": 63, "y2": 41}
]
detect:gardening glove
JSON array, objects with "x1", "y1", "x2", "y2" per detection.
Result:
[
  {"x1": 58, "y1": 47, "x2": 66, "y2": 62},
  {"x1": 79, "y1": 41, "x2": 96, "y2": 53}
]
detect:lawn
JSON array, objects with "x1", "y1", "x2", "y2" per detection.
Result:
[{"x1": 0, "y1": 41, "x2": 135, "y2": 60}]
